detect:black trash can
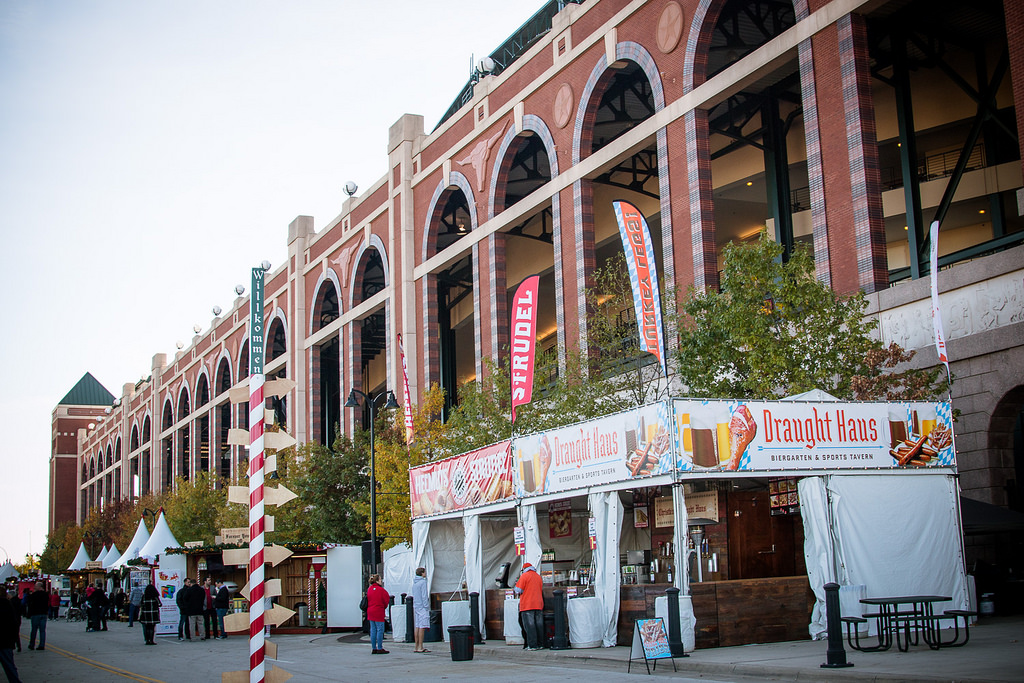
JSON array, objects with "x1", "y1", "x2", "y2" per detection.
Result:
[
  {"x1": 425, "y1": 609, "x2": 443, "y2": 643},
  {"x1": 448, "y1": 625, "x2": 474, "y2": 661}
]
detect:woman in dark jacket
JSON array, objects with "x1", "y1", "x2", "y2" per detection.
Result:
[{"x1": 139, "y1": 584, "x2": 161, "y2": 645}]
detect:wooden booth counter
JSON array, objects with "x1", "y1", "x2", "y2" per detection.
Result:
[{"x1": 619, "y1": 576, "x2": 814, "y2": 647}]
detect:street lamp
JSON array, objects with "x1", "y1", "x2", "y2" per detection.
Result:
[{"x1": 344, "y1": 388, "x2": 399, "y2": 573}]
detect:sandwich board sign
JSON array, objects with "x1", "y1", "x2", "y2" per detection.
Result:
[{"x1": 628, "y1": 618, "x2": 677, "y2": 674}]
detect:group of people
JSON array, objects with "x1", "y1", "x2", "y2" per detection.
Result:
[
  {"x1": 0, "y1": 581, "x2": 53, "y2": 683},
  {"x1": 174, "y1": 577, "x2": 230, "y2": 642},
  {"x1": 362, "y1": 567, "x2": 432, "y2": 655}
]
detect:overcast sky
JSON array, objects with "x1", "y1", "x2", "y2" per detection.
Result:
[{"x1": 0, "y1": 0, "x2": 544, "y2": 565}]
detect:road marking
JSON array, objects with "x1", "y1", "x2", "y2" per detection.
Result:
[{"x1": 46, "y1": 642, "x2": 167, "y2": 683}]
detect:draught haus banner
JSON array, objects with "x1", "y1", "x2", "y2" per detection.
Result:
[{"x1": 612, "y1": 200, "x2": 666, "y2": 374}]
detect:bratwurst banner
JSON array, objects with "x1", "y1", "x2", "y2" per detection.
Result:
[
  {"x1": 673, "y1": 399, "x2": 955, "y2": 472},
  {"x1": 410, "y1": 440, "x2": 513, "y2": 517}
]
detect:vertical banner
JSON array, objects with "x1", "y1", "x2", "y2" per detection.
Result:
[
  {"x1": 248, "y1": 267, "x2": 267, "y2": 683},
  {"x1": 929, "y1": 220, "x2": 951, "y2": 382},
  {"x1": 154, "y1": 568, "x2": 183, "y2": 636},
  {"x1": 398, "y1": 333, "x2": 414, "y2": 445},
  {"x1": 510, "y1": 275, "x2": 540, "y2": 423},
  {"x1": 514, "y1": 526, "x2": 526, "y2": 556},
  {"x1": 612, "y1": 200, "x2": 667, "y2": 374}
]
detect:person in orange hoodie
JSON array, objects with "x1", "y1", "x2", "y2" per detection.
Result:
[{"x1": 514, "y1": 563, "x2": 544, "y2": 650}]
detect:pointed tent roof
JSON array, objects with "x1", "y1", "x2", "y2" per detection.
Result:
[
  {"x1": 95, "y1": 545, "x2": 109, "y2": 564},
  {"x1": 59, "y1": 372, "x2": 115, "y2": 406},
  {"x1": 0, "y1": 561, "x2": 18, "y2": 582},
  {"x1": 110, "y1": 518, "x2": 151, "y2": 569},
  {"x1": 138, "y1": 511, "x2": 182, "y2": 561},
  {"x1": 67, "y1": 542, "x2": 91, "y2": 571},
  {"x1": 102, "y1": 543, "x2": 122, "y2": 569},
  {"x1": 781, "y1": 388, "x2": 841, "y2": 402}
]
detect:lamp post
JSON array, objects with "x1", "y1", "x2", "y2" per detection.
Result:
[{"x1": 344, "y1": 388, "x2": 399, "y2": 573}]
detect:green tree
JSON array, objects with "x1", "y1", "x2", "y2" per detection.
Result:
[
  {"x1": 163, "y1": 471, "x2": 227, "y2": 545},
  {"x1": 673, "y1": 235, "x2": 945, "y2": 400}
]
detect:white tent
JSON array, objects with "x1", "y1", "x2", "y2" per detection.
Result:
[
  {"x1": 0, "y1": 560, "x2": 18, "y2": 582},
  {"x1": 95, "y1": 545, "x2": 109, "y2": 565},
  {"x1": 103, "y1": 543, "x2": 122, "y2": 569},
  {"x1": 109, "y1": 518, "x2": 151, "y2": 569},
  {"x1": 138, "y1": 511, "x2": 182, "y2": 562},
  {"x1": 67, "y1": 542, "x2": 91, "y2": 571}
]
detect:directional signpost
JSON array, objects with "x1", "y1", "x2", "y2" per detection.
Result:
[{"x1": 221, "y1": 265, "x2": 299, "y2": 683}]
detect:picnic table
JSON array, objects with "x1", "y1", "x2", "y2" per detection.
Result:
[{"x1": 840, "y1": 595, "x2": 974, "y2": 652}]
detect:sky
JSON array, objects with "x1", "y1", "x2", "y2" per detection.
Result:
[{"x1": 0, "y1": 0, "x2": 545, "y2": 565}]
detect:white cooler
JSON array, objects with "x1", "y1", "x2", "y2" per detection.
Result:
[
  {"x1": 653, "y1": 594, "x2": 696, "y2": 652},
  {"x1": 567, "y1": 596, "x2": 603, "y2": 648},
  {"x1": 441, "y1": 600, "x2": 471, "y2": 643},
  {"x1": 503, "y1": 598, "x2": 524, "y2": 645}
]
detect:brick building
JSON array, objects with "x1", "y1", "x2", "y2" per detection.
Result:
[{"x1": 53, "y1": 0, "x2": 1023, "y2": 544}]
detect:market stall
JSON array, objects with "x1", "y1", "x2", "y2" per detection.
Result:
[{"x1": 410, "y1": 396, "x2": 966, "y2": 650}]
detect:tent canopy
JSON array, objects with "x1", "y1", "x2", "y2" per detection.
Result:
[
  {"x1": 110, "y1": 518, "x2": 151, "y2": 569},
  {"x1": 67, "y1": 542, "x2": 91, "y2": 571},
  {"x1": 138, "y1": 511, "x2": 181, "y2": 561},
  {"x1": 961, "y1": 497, "x2": 1024, "y2": 534},
  {"x1": 0, "y1": 561, "x2": 18, "y2": 582},
  {"x1": 103, "y1": 543, "x2": 122, "y2": 569}
]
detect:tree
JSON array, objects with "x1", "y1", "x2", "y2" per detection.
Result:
[
  {"x1": 163, "y1": 471, "x2": 227, "y2": 545},
  {"x1": 673, "y1": 235, "x2": 946, "y2": 401},
  {"x1": 285, "y1": 435, "x2": 369, "y2": 544}
]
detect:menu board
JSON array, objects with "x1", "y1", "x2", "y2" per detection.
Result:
[{"x1": 769, "y1": 478, "x2": 800, "y2": 516}]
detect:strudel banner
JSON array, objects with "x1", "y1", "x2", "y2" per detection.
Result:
[
  {"x1": 673, "y1": 399, "x2": 955, "y2": 472},
  {"x1": 410, "y1": 440, "x2": 513, "y2": 517}
]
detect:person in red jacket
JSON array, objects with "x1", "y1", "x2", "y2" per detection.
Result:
[
  {"x1": 365, "y1": 575, "x2": 390, "y2": 654},
  {"x1": 514, "y1": 562, "x2": 544, "y2": 650}
]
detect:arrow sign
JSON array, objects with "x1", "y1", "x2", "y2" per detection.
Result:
[
  {"x1": 265, "y1": 377, "x2": 297, "y2": 397},
  {"x1": 227, "y1": 486, "x2": 248, "y2": 505},
  {"x1": 266, "y1": 453, "x2": 278, "y2": 474},
  {"x1": 265, "y1": 604, "x2": 297, "y2": 627},
  {"x1": 241, "y1": 578, "x2": 281, "y2": 601},
  {"x1": 265, "y1": 543, "x2": 293, "y2": 567},
  {"x1": 227, "y1": 428, "x2": 249, "y2": 446},
  {"x1": 265, "y1": 484, "x2": 298, "y2": 507},
  {"x1": 222, "y1": 664, "x2": 291, "y2": 683},
  {"x1": 223, "y1": 611, "x2": 249, "y2": 633},
  {"x1": 228, "y1": 385, "x2": 250, "y2": 405},
  {"x1": 264, "y1": 430, "x2": 296, "y2": 451},
  {"x1": 222, "y1": 548, "x2": 249, "y2": 566}
]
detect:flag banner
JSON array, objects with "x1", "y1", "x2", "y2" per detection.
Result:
[
  {"x1": 929, "y1": 221, "x2": 951, "y2": 380},
  {"x1": 612, "y1": 201, "x2": 667, "y2": 374},
  {"x1": 398, "y1": 333, "x2": 414, "y2": 445},
  {"x1": 510, "y1": 275, "x2": 540, "y2": 423}
]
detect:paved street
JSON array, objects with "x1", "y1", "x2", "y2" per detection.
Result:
[{"x1": 12, "y1": 614, "x2": 1024, "y2": 682}]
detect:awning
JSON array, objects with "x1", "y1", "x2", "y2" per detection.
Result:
[{"x1": 960, "y1": 496, "x2": 1024, "y2": 534}]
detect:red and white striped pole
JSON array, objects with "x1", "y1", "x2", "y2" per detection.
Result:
[{"x1": 248, "y1": 266, "x2": 268, "y2": 683}]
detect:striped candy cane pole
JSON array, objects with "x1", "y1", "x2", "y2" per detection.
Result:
[{"x1": 248, "y1": 266, "x2": 267, "y2": 683}]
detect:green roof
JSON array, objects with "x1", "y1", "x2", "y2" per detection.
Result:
[{"x1": 59, "y1": 372, "x2": 115, "y2": 406}]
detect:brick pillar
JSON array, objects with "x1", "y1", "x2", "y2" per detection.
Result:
[
  {"x1": 798, "y1": 36, "x2": 832, "y2": 288},
  {"x1": 568, "y1": 179, "x2": 597, "y2": 355},
  {"x1": 684, "y1": 108, "x2": 719, "y2": 292},
  {"x1": 485, "y1": 233, "x2": 510, "y2": 370},
  {"x1": 814, "y1": 14, "x2": 887, "y2": 295}
]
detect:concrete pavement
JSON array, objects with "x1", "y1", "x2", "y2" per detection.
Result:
[{"x1": 13, "y1": 613, "x2": 1024, "y2": 682}]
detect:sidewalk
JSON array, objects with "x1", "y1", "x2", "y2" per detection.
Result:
[
  {"x1": 13, "y1": 613, "x2": 1023, "y2": 682},
  {"x1": 455, "y1": 615, "x2": 1024, "y2": 682}
]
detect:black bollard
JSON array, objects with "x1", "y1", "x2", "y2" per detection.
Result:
[
  {"x1": 665, "y1": 587, "x2": 688, "y2": 657},
  {"x1": 821, "y1": 582, "x2": 854, "y2": 668},
  {"x1": 469, "y1": 592, "x2": 483, "y2": 644},
  {"x1": 551, "y1": 590, "x2": 569, "y2": 650},
  {"x1": 405, "y1": 595, "x2": 415, "y2": 643}
]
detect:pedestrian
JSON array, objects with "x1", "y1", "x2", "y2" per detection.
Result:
[
  {"x1": 26, "y1": 581, "x2": 49, "y2": 651},
  {"x1": 114, "y1": 588, "x2": 127, "y2": 618},
  {"x1": 7, "y1": 591, "x2": 22, "y2": 654},
  {"x1": 514, "y1": 562, "x2": 544, "y2": 650},
  {"x1": 127, "y1": 583, "x2": 144, "y2": 627},
  {"x1": 139, "y1": 584, "x2": 161, "y2": 646},
  {"x1": 411, "y1": 567, "x2": 430, "y2": 653},
  {"x1": 366, "y1": 574, "x2": 390, "y2": 654},
  {"x1": 1, "y1": 589, "x2": 23, "y2": 683},
  {"x1": 184, "y1": 578, "x2": 206, "y2": 641},
  {"x1": 87, "y1": 582, "x2": 108, "y2": 632},
  {"x1": 213, "y1": 580, "x2": 230, "y2": 639},
  {"x1": 48, "y1": 589, "x2": 60, "y2": 620},
  {"x1": 176, "y1": 578, "x2": 192, "y2": 641},
  {"x1": 201, "y1": 577, "x2": 218, "y2": 640}
]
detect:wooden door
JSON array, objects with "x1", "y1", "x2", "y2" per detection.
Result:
[{"x1": 726, "y1": 491, "x2": 797, "y2": 579}]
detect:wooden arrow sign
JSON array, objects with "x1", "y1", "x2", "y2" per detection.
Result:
[
  {"x1": 265, "y1": 543, "x2": 293, "y2": 567},
  {"x1": 240, "y1": 578, "x2": 282, "y2": 601},
  {"x1": 266, "y1": 453, "x2": 278, "y2": 474},
  {"x1": 264, "y1": 430, "x2": 296, "y2": 451},
  {"x1": 265, "y1": 604, "x2": 297, "y2": 627},
  {"x1": 228, "y1": 385, "x2": 250, "y2": 405},
  {"x1": 265, "y1": 484, "x2": 298, "y2": 507},
  {"x1": 265, "y1": 377, "x2": 297, "y2": 397},
  {"x1": 223, "y1": 664, "x2": 292, "y2": 683},
  {"x1": 222, "y1": 548, "x2": 249, "y2": 566},
  {"x1": 227, "y1": 486, "x2": 248, "y2": 505},
  {"x1": 223, "y1": 611, "x2": 249, "y2": 633},
  {"x1": 227, "y1": 428, "x2": 249, "y2": 446}
]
